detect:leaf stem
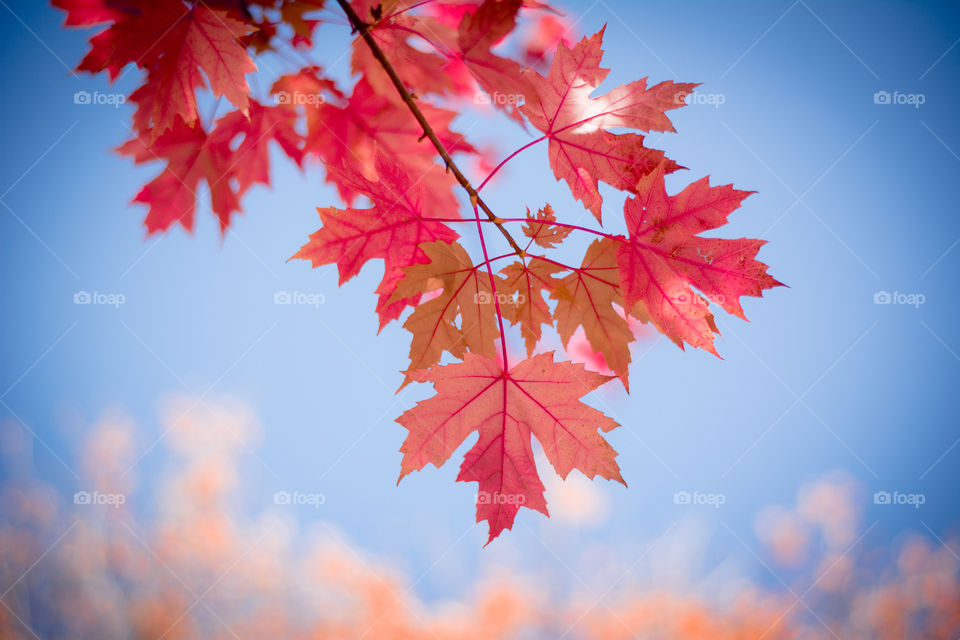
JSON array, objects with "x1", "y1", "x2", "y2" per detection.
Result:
[
  {"x1": 477, "y1": 136, "x2": 546, "y2": 193},
  {"x1": 482, "y1": 251, "x2": 518, "y2": 265},
  {"x1": 471, "y1": 200, "x2": 510, "y2": 370}
]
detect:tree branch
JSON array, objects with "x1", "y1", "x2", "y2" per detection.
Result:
[{"x1": 334, "y1": 0, "x2": 525, "y2": 257}]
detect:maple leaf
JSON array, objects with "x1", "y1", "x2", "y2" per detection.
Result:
[
  {"x1": 350, "y1": 0, "x2": 463, "y2": 98},
  {"x1": 270, "y1": 70, "x2": 475, "y2": 204},
  {"x1": 60, "y1": 0, "x2": 186, "y2": 81},
  {"x1": 427, "y1": 1, "x2": 564, "y2": 30},
  {"x1": 271, "y1": 65, "x2": 343, "y2": 103},
  {"x1": 310, "y1": 78, "x2": 477, "y2": 202},
  {"x1": 567, "y1": 304, "x2": 653, "y2": 375},
  {"x1": 280, "y1": 0, "x2": 326, "y2": 48},
  {"x1": 519, "y1": 12, "x2": 572, "y2": 67},
  {"x1": 453, "y1": 0, "x2": 532, "y2": 122},
  {"x1": 270, "y1": 65, "x2": 344, "y2": 148},
  {"x1": 397, "y1": 352, "x2": 623, "y2": 543},
  {"x1": 127, "y1": 5, "x2": 257, "y2": 136},
  {"x1": 53, "y1": 0, "x2": 134, "y2": 28},
  {"x1": 118, "y1": 118, "x2": 225, "y2": 233},
  {"x1": 424, "y1": 0, "x2": 483, "y2": 26},
  {"x1": 292, "y1": 155, "x2": 461, "y2": 329},
  {"x1": 521, "y1": 203, "x2": 571, "y2": 248},
  {"x1": 390, "y1": 242, "x2": 503, "y2": 382},
  {"x1": 119, "y1": 100, "x2": 303, "y2": 233},
  {"x1": 520, "y1": 28, "x2": 695, "y2": 222},
  {"x1": 552, "y1": 238, "x2": 634, "y2": 390},
  {"x1": 499, "y1": 256, "x2": 564, "y2": 355},
  {"x1": 615, "y1": 164, "x2": 783, "y2": 354},
  {"x1": 209, "y1": 101, "x2": 305, "y2": 183}
]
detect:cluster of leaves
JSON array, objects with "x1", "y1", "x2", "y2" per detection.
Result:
[{"x1": 57, "y1": 0, "x2": 782, "y2": 543}]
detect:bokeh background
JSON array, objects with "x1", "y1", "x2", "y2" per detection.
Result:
[{"x1": 1, "y1": 0, "x2": 959, "y2": 637}]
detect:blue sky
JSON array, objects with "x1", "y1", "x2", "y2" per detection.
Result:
[{"x1": 1, "y1": 0, "x2": 958, "y2": 600}]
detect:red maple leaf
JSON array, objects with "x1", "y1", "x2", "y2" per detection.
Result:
[
  {"x1": 69, "y1": 1, "x2": 185, "y2": 82},
  {"x1": 52, "y1": 0, "x2": 136, "y2": 28},
  {"x1": 499, "y1": 256, "x2": 564, "y2": 355},
  {"x1": 126, "y1": 5, "x2": 257, "y2": 136},
  {"x1": 552, "y1": 238, "x2": 635, "y2": 390},
  {"x1": 453, "y1": 0, "x2": 532, "y2": 122},
  {"x1": 307, "y1": 78, "x2": 477, "y2": 203},
  {"x1": 270, "y1": 66, "x2": 344, "y2": 153},
  {"x1": 520, "y1": 203, "x2": 572, "y2": 248},
  {"x1": 424, "y1": 0, "x2": 482, "y2": 26},
  {"x1": 520, "y1": 27, "x2": 695, "y2": 222},
  {"x1": 350, "y1": 0, "x2": 464, "y2": 99},
  {"x1": 397, "y1": 352, "x2": 623, "y2": 543},
  {"x1": 292, "y1": 154, "x2": 462, "y2": 329},
  {"x1": 118, "y1": 101, "x2": 302, "y2": 233},
  {"x1": 615, "y1": 164, "x2": 783, "y2": 353},
  {"x1": 519, "y1": 12, "x2": 572, "y2": 67},
  {"x1": 280, "y1": 0, "x2": 325, "y2": 48}
]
